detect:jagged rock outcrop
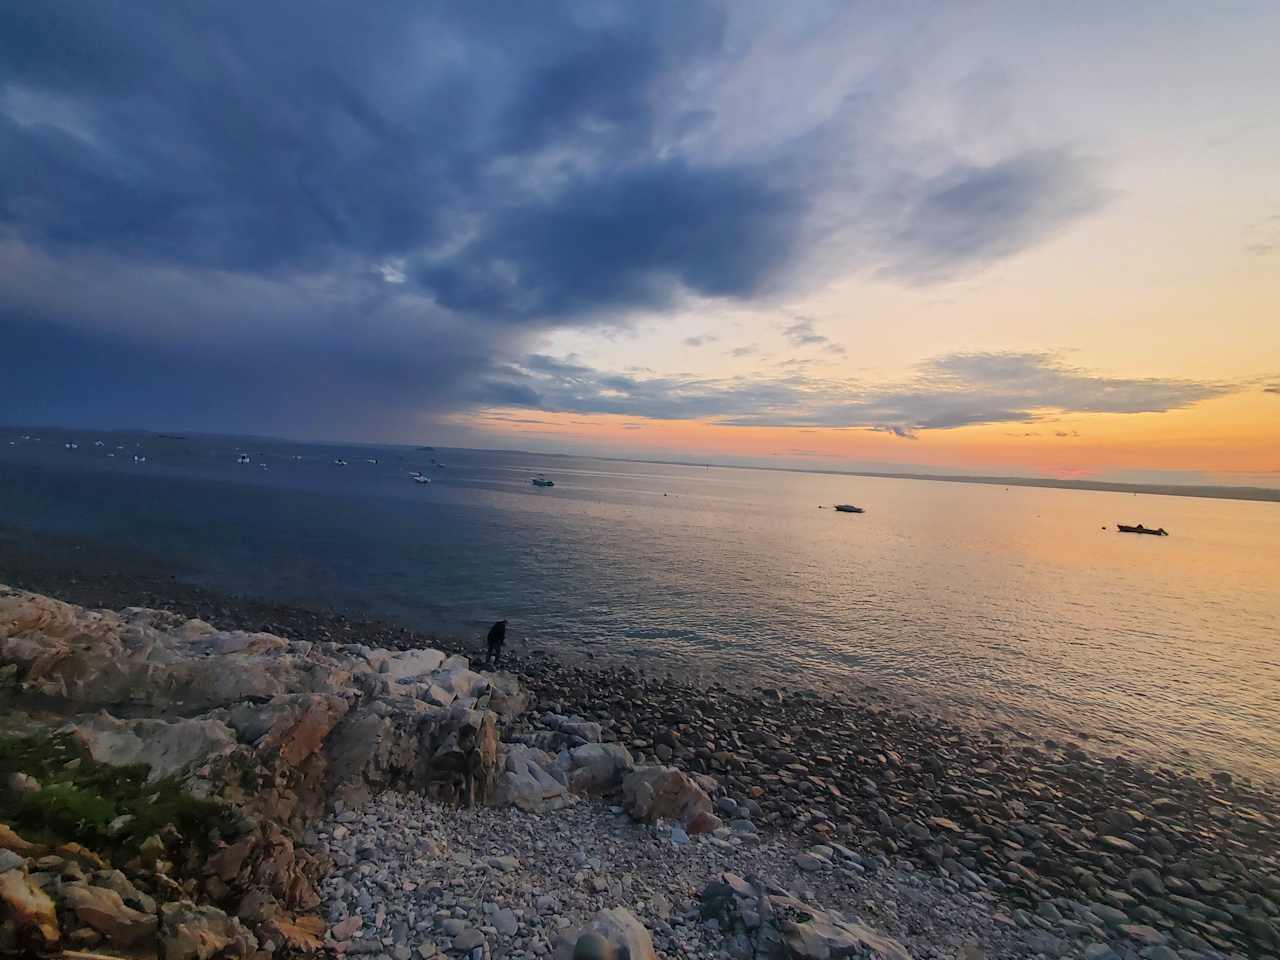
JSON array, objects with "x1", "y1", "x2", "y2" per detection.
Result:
[
  {"x1": 0, "y1": 583, "x2": 521, "y2": 955},
  {"x1": 701, "y1": 872, "x2": 913, "y2": 960}
]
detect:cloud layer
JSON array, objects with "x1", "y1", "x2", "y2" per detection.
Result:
[
  {"x1": 480, "y1": 352, "x2": 1233, "y2": 435},
  {"x1": 0, "y1": 2, "x2": 1111, "y2": 436}
]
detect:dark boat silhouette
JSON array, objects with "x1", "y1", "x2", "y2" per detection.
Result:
[
  {"x1": 1117, "y1": 523, "x2": 1167, "y2": 536},
  {"x1": 833, "y1": 504, "x2": 864, "y2": 513}
]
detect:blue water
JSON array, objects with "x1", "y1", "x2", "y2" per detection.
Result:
[{"x1": 2, "y1": 429, "x2": 1277, "y2": 778}]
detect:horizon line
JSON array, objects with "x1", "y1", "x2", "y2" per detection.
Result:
[{"x1": 5, "y1": 422, "x2": 1277, "y2": 503}]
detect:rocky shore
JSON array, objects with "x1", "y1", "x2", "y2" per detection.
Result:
[{"x1": 2, "y1": 574, "x2": 1279, "y2": 960}]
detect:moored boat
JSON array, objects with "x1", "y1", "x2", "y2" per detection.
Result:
[
  {"x1": 1117, "y1": 523, "x2": 1168, "y2": 536},
  {"x1": 531, "y1": 477, "x2": 554, "y2": 487},
  {"x1": 833, "y1": 504, "x2": 863, "y2": 513}
]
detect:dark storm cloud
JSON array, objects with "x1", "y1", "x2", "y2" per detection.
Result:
[
  {"x1": 0, "y1": 2, "x2": 1109, "y2": 434},
  {"x1": 480, "y1": 351, "x2": 1233, "y2": 434}
]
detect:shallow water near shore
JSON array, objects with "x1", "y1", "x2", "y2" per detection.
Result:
[{"x1": 1, "y1": 429, "x2": 1277, "y2": 778}]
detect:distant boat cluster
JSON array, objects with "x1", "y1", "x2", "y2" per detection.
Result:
[{"x1": 13, "y1": 436, "x2": 1184, "y2": 537}]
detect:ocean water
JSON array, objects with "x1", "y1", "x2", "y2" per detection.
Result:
[{"x1": 1, "y1": 430, "x2": 1277, "y2": 778}]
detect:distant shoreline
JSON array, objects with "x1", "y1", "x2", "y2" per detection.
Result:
[
  {"x1": 5, "y1": 422, "x2": 1277, "y2": 503},
  {"x1": 677, "y1": 464, "x2": 1280, "y2": 503}
]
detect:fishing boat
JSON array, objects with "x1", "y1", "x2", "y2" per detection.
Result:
[
  {"x1": 1117, "y1": 523, "x2": 1168, "y2": 536},
  {"x1": 334, "y1": 458, "x2": 348, "y2": 466},
  {"x1": 237, "y1": 454, "x2": 251, "y2": 464},
  {"x1": 833, "y1": 504, "x2": 864, "y2": 513},
  {"x1": 412, "y1": 475, "x2": 431, "y2": 485},
  {"x1": 531, "y1": 477, "x2": 554, "y2": 487}
]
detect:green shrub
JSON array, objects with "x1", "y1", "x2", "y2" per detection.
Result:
[{"x1": 0, "y1": 732, "x2": 233, "y2": 858}]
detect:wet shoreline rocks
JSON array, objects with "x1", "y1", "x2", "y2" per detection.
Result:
[{"x1": 506, "y1": 659, "x2": 1280, "y2": 957}]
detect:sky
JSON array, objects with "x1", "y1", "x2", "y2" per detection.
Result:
[{"x1": 2, "y1": 1, "x2": 1277, "y2": 486}]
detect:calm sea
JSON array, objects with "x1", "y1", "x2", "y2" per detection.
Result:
[{"x1": 1, "y1": 430, "x2": 1277, "y2": 778}]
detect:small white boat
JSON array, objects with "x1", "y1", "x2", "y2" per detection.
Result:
[
  {"x1": 531, "y1": 477, "x2": 554, "y2": 487},
  {"x1": 133, "y1": 455, "x2": 147, "y2": 462},
  {"x1": 366, "y1": 458, "x2": 378, "y2": 464},
  {"x1": 237, "y1": 454, "x2": 251, "y2": 464},
  {"x1": 413, "y1": 475, "x2": 431, "y2": 485},
  {"x1": 334, "y1": 458, "x2": 348, "y2": 466},
  {"x1": 65, "y1": 442, "x2": 78, "y2": 449},
  {"x1": 93, "y1": 440, "x2": 104, "y2": 447}
]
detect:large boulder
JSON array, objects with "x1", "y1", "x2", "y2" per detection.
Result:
[
  {"x1": 496, "y1": 745, "x2": 573, "y2": 813},
  {"x1": 543, "y1": 713, "x2": 603, "y2": 744},
  {"x1": 621, "y1": 766, "x2": 714, "y2": 831},
  {"x1": 161, "y1": 900, "x2": 259, "y2": 960},
  {"x1": 0, "y1": 865, "x2": 61, "y2": 954},
  {"x1": 556, "y1": 743, "x2": 634, "y2": 795},
  {"x1": 377, "y1": 648, "x2": 447, "y2": 680},
  {"x1": 701, "y1": 873, "x2": 913, "y2": 960},
  {"x1": 557, "y1": 908, "x2": 657, "y2": 960},
  {"x1": 484, "y1": 671, "x2": 530, "y2": 718},
  {"x1": 70, "y1": 712, "x2": 238, "y2": 781},
  {"x1": 61, "y1": 882, "x2": 158, "y2": 948}
]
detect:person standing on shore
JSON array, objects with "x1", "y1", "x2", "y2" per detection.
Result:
[{"x1": 486, "y1": 619, "x2": 507, "y2": 669}]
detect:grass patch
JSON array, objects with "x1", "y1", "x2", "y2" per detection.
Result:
[{"x1": 0, "y1": 731, "x2": 234, "y2": 860}]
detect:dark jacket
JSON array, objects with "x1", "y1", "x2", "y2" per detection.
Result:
[{"x1": 486, "y1": 620, "x2": 507, "y2": 649}]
